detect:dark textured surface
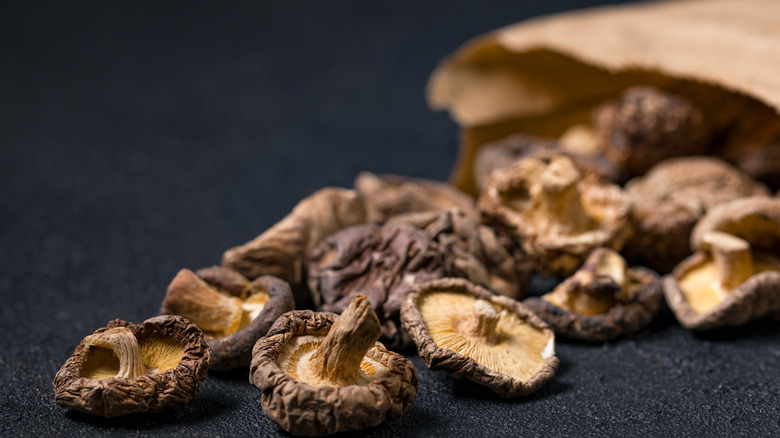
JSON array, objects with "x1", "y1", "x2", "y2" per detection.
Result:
[{"x1": 2, "y1": 0, "x2": 779, "y2": 436}]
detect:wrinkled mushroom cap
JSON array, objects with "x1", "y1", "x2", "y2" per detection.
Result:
[
  {"x1": 221, "y1": 187, "x2": 367, "y2": 304},
  {"x1": 387, "y1": 208, "x2": 532, "y2": 299},
  {"x1": 355, "y1": 172, "x2": 479, "y2": 223},
  {"x1": 401, "y1": 278, "x2": 558, "y2": 398},
  {"x1": 593, "y1": 86, "x2": 713, "y2": 177},
  {"x1": 664, "y1": 198, "x2": 780, "y2": 330},
  {"x1": 53, "y1": 315, "x2": 210, "y2": 417},
  {"x1": 623, "y1": 157, "x2": 769, "y2": 272},
  {"x1": 524, "y1": 248, "x2": 662, "y2": 341},
  {"x1": 249, "y1": 299, "x2": 418, "y2": 436},
  {"x1": 478, "y1": 155, "x2": 631, "y2": 276},
  {"x1": 308, "y1": 223, "x2": 446, "y2": 349},
  {"x1": 161, "y1": 266, "x2": 295, "y2": 371}
]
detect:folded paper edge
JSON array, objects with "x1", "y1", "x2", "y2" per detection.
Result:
[{"x1": 428, "y1": 0, "x2": 780, "y2": 127}]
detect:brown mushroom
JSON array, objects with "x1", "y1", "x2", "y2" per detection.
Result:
[
  {"x1": 664, "y1": 197, "x2": 780, "y2": 329},
  {"x1": 308, "y1": 223, "x2": 446, "y2": 349},
  {"x1": 689, "y1": 197, "x2": 780, "y2": 252},
  {"x1": 524, "y1": 248, "x2": 662, "y2": 341},
  {"x1": 53, "y1": 315, "x2": 210, "y2": 417},
  {"x1": 160, "y1": 266, "x2": 294, "y2": 370},
  {"x1": 250, "y1": 295, "x2": 418, "y2": 436},
  {"x1": 401, "y1": 278, "x2": 558, "y2": 398},
  {"x1": 593, "y1": 86, "x2": 713, "y2": 177},
  {"x1": 623, "y1": 157, "x2": 769, "y2": 272},
  {"x1": 473, "y1": 133, "x2": 621, "y2": 194},
  {"x1": 221, "y1": 187, "x2": 367, "y2": 304},
  {"x1": 355, "y1": 171, "x2": 479, "y2": 223},
  {"x1": 387, "y1": 209, "x2": 532, "y2": 299},
  {"x1": 719, "y1": 103, "x2": 780, "y2": 189},
  {"x1": 478, "y1": 154, "x2": 631, "y2": 276},
  {"x1": 724, "y1": 140, "x2": 780, "y2": 190}
]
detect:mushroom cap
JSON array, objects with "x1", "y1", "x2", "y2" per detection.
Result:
[
  {"x1": 478, "y1": 155, "x2": 632, "y2": 276},
  {"x1": 720, "y1": 104, "x2": 780, "y2": 188},
  {"x1": 308, "y1": 223, "x2": 446, "y2": 349},
  {"x1": 523, "y1": 249, "x2": 663, "y2": 341},
  {"x1": 161, "y1": 266, "x2": 295, "y2": 371},
  {"x1": 664, "y1": 252, "x2": 780, "y2": 330},
  {"x1": 249, "y1": 310, "x2": 418, "y2": 436},
  {"x1": 401, "y1": 278, "x2": 558, "y2": 398},
  {"x1": 593, "y1": 86, "x2": 712, "y2": 177},
  {"x1": 387, "y1": 208, "x2": 532, "y2": 299},
  {"x1": 354, "y1": 171, "x2": 479, "y2": 223},
  {"x1": 473, "y1": 133, "x2": 621, "y2": 193},
  {"x1": 52, "y1": 315, "x2": 210, "y2": 417},
  {"x1": 221, "y1": 187, "x2": 367, "y2": 304},
  {"x1": 690, "y1": 196, "x2": 780, "y2": 253},
  {"x1": 623, "y1": 157, "x2": 769, "y2": 272}
]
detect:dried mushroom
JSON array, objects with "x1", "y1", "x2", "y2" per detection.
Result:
[
  {"x1": 387, "y1": 208, "x2": 532, "y2": 299},
  {"x1": 53, "y1": 315, "x2": 210, "y2": 417},
  {"x1": 355, "y1": 171, "x2": 479, "y2": 223},
  {"x1": 222, "y1": 187, "x2": 367, "y2": 304},
  {"x1": 689, "y1": 197, "x2": 780, "y2": 252},
  {"x1": 308, "y1": 223, "x2": 446, "y2": 349},
  {"x1": 401, "y1": 278, "x2": 557, "y2": 398},
  {"x1": 724, "y1": 140, "x2": 780, "y2": 190},
  {"x1": 664, "y1": 197, "x2": 780, "y2": 329},
  {"x1": 473, "y1": 133, "x2": 620, "y2": 194},
  {"x1": 478, "y1": 154, "x2": 631, "y2": 276},
  {"x1": 720, "y1": 104, "x2": 780, "y2": 189},
  {"x1": 623, "y1": 157, "x2": 769, "y2": 272},
  {"x1": 593, "y1": 86, "x2": 713, "y2": 177},
  {"x1": 250, "y1": 295, "x2": 418, "y2": 436},
  {"x1": 524, "y1": 248, "x2": 662, "y2": 341},
  {"x1": 160, "y1": 266, "x2": 294, "y2": 370}
]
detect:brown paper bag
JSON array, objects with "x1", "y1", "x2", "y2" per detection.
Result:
[{"x1": 428, "y1": 0, "x2": 780, "y2": 194}]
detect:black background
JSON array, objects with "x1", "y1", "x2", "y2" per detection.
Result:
[{"x1": 2, "y1": 1, "x2": 779, "y2": 436}]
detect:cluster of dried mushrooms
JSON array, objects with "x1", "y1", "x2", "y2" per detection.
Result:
[
  {"x1": 52, "y1": 116, "x2": 780, "y2": 434},
  {"x1": 53, "y1": 0, "x2": 780, "y2": 435}
]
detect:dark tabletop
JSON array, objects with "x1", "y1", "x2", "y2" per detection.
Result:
[{"x1": 2, "y1": 1, "x2": 779, "y2": 437}]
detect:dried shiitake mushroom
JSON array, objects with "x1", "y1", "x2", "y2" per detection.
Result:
[
  {"x1": 401, "y1": 278, "x2": 558, "y2": 398},
  {"x1": 720, "y1": 104, "x2": 780, "y2": 189},
  {"x1": 473, "y1": 133, "x2": 620, "y2": 193},
  {"x1": 160, "y1": 266, "x2": 294, "y2": 370},
  {"x1": 664, "y1": 197, "x2": 780, "y2": 329},
  {"x1": 250, "y1": 295, "x2": 418, "y2": 436},
  {"x1": 623, "y1": 157, "x2": 769, "y2": 272},
  {"x1": 53, "y1": 315, "x2": 210, "y2": 417},
  {"x1": 222, "y1": 187, "x2": 367, "y2": 304},
  {"x1": 479, "y1": 154, "x2": 631, "y2": 276},
  {"x1": 387, "y1": 208, "x2": 532, "y2": 299},
  {"x1": 689, "y1": 196, "x2": 780, "y2": 251},
  {"x1": 308, "y1": 222, "x2": 446, "y2": 349},
  {"x1": 355, "y1": 171, "x2": 479, "y2": 223},
  {"x1": 524, "y1": 248, "x2": 662, "y2": 341},
  {"x1": 724, "y1": 140, "x2": 780, "y2": 190},
  {"x1": 593, "y1": 86, "x2": 713, "y2": 177}
]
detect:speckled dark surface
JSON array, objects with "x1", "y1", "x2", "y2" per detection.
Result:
[{"x1": 2, "y1": 1, "x2": 779, "y2": 436}]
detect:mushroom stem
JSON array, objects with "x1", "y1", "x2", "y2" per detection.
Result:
[
  {"x1": 83, "y1": 327, "x2": 147, "y2": 379},
  {"x1": 164, "y1": 269, "x2": 243, "y2": 336},
  {"x1": 309, "y1": 294, "x2": 382, "y2": 386},
  {"x1": 582, "y1": 248, "x2": 627, "y2": 290},
  {"x1": 702, "y1": 231, "x2": 755, "y2": 293},
  {"x1": 461, "y1": 300, "x2": 500, "y2": 344},
  {"x1": 532, "y1": 157, "x2": 591, "y2": 234}
]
